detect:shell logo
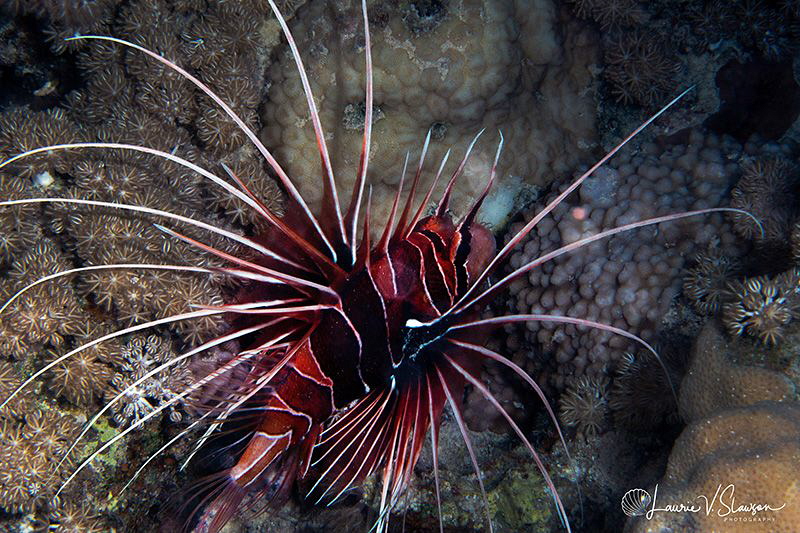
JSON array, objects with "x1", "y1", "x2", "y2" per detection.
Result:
[{"x1": 621, "y1": 488, "x2": 652, "y2": 517}]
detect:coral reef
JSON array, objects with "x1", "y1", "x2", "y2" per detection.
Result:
[
  {"x1": 603, "y1": 32, "x2": 680, "y2": 108},
  {"x1": 607, "y1": 347, "x2": 686, "y2": 432},
  {"x1": 721, "y1": 268, "x2": 800, "y2": 345},
  {"x1": 625, "y1": 317, "x2": 800, "y2": 532},
  {"x1": 682, "y1": 248, "x2": 741, "y2": 315},
  {"x1": 109, "y1": 332, "x2": 193, "y2": 427},
  {"x1": 400, "y1": 414, "x2": 560, "y2": 532},
  {"x1": 0, "y1": 402, "x2": 91, "y2": 519},
  {"x1": 261, "y1": 0, "x2": 599, "y2": 229},
  {"x1": 626, "y1": 401, "x2": 800, "y2": 533},
  {"x1": 679, "y1": 322, "x2": 796, "y2": 423},
  {"x1": 558, "y1": 375, "x2": 609, "y2": 438},
  {"x1": 0, "y1": 0, "x2": 293, "y2": 528},
  {"x1": 0, "y1": 0, "x2": 794, "y2": 532},
  {"x1": 730, "y1": 156, "x2": 799, "y2": 249},
  {"x1": 505, "y1": 129, "x2": 745, "y2": 390}
]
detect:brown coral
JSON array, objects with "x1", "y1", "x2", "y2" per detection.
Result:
[
  {"x1": 792, "y1": 220, "x2": 800, "y2": 263},
  {"x1": 626, "y1": 401, "x2": 800, "y2": 533},
  {"x1": 678, "y1": 322, "x2": 795, "y2": 423},
  {"x1": 722, "y1": 271, "x2": 799, "y2": 345},
  {"x1": 683, "y1": 250, "x2": 740, "y2": 315},
  {"x1": 0, "y1": 407, "x2": 82, "y2": 513},
  {"x1": 559, "y1": 375, "x2": 609, "y2": 438},
  {"x1": 730, "y1": 156, "x2": 799, "y2": 247},
  {"x1": 567, "y1": 0, "x2": 645, "y2": 29},
  {"x1": 48, "y1": 503, "x2": 108, "y2": 533},
  {"x1": 47, "y1": 348, "x2": 113, "y2": 406},
  {"x1": 603, "y1": 32, "x2": 680, "y2": 108},
  {"x1": 0, "y1": 362, "x2": 31, "y2": 420},
  {"x1": 608, "y1": 348, "x2": 685, "y2": 431}
]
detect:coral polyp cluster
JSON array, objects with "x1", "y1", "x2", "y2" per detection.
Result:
[
  {"x1": 722, "y1": 268, "x2": 800, "y2": 345},
  {"x1": 682, "y1": 249, "x2": 741, "y2": 315},
  {"x1": 110, "y1": 332, "x2": 193, "y2": 427},
  {"x1": 603, "y1": 32, "x2": 680, "y2": 108},
  {"x1": 506, "y1": 129, "x2": 741, "y2": 389},
  {"x1": 0, "y1": 363, "x2": 102, "y2": 526},
  {"x1": 558, "y1": 375, "x2": 609, "y2": 438},
  {"x1": 730, "y1": 156, "x2": 799, "y2": 247}
]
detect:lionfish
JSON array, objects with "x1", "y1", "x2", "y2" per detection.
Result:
[{"x1": 0, "y1": 0, "x2": 757, "y2": 531}]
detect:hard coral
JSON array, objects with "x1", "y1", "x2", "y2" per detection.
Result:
[
  {"x1": 262, "y1": 0, "x2": 599, "y2": 228},
  {"x1": 679, "y1": 322, "x2": 795, "y2": 423},
  {"x1": 506, "y1": 129, "x2": 742, "y2": 390},
  {"x1": 626, "y1": 401, "x2": 800, "y2": 533}
]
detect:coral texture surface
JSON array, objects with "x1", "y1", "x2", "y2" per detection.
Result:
[{"x1": 261, "y1": 0, "x2": 599, "y2": 229}]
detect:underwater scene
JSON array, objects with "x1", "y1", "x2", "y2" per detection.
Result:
[{"x1": 0, "y1": 0, "x2": 798, "y2": 531}]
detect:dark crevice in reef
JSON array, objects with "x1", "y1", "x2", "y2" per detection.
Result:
[
  {"x1": 0, "y1": 12, "x2": 82, "y2": 112},
  {"x1": 705, "y1": 58, "x2": 800, "y2": 141}
]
